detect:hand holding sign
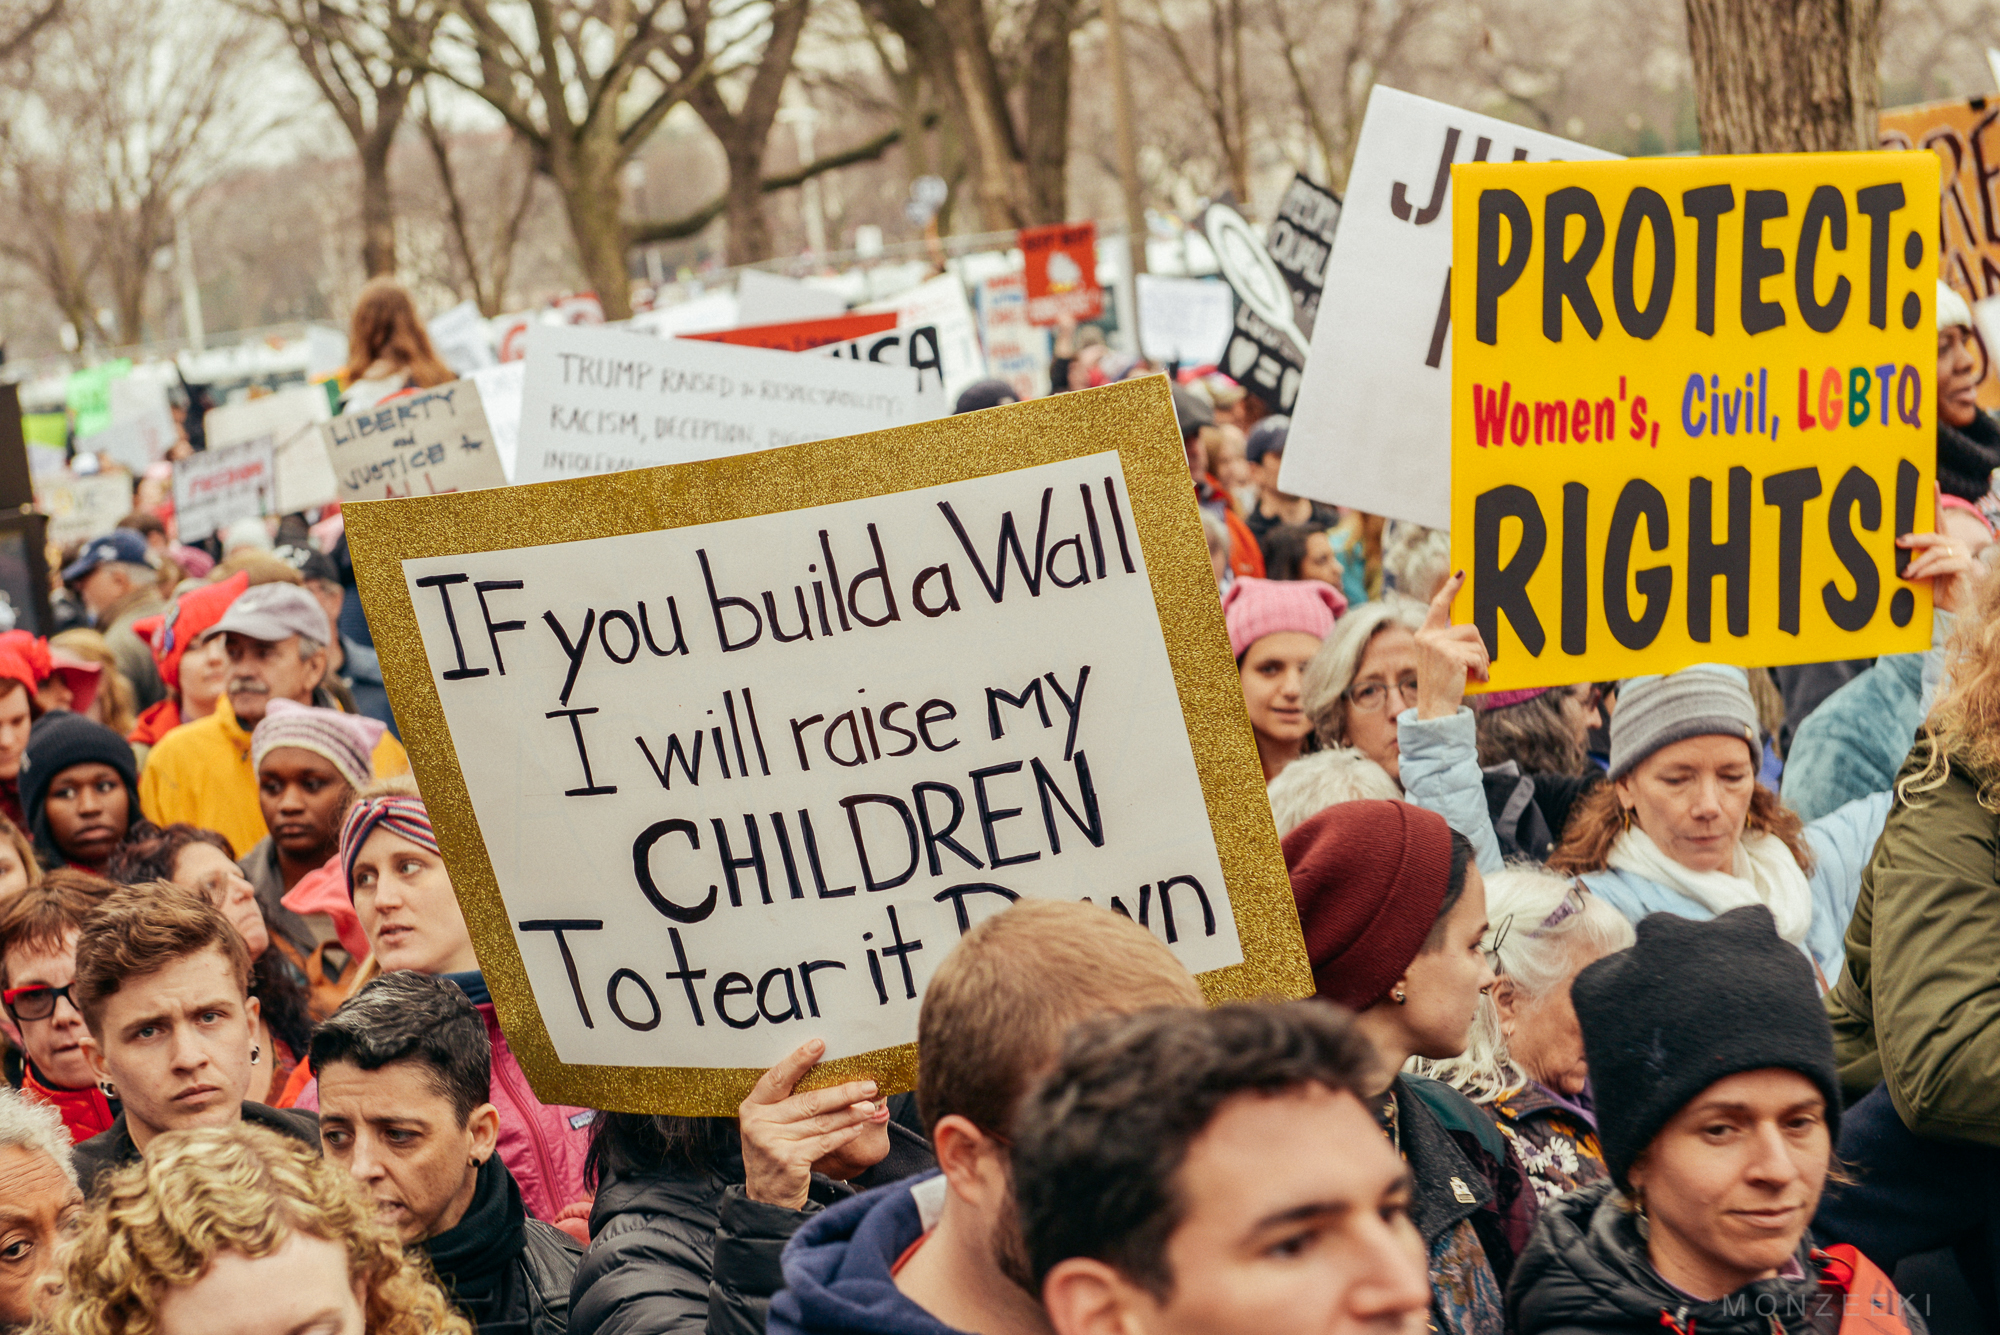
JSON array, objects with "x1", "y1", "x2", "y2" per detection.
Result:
[{"x1": 738, "y1": 1037, "x2": 889, "y2": 1210}]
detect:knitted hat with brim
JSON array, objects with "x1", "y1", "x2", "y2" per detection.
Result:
[
  {"x1": 1283, "y1": 799, "x2": 1453, "y2": 1010},
  {"x1": 1571, "y1": 904, "x2": 1841, "y2": 1192}
]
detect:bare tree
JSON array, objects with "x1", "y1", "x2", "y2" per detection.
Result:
[
  {"x1": 249, "y1": 0, "x2": 445, "y2": 277},
  {"x1": 417, "y1": 89, "x2": 540, "y2": 312},
  {"x1": 0, "y1": 0, "x2": 278, "y2": 345},
  {"x1": 1684, "y1": 0, "x2": 1881, "y2": 151}
]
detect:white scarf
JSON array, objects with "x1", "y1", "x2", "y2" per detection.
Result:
[{"x1": 1606, "y1": 825, "x2": 1814, "y2": 947}]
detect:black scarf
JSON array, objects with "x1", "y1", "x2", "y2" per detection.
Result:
[
  {"x1": 1937, "y1": 412, "x2": 2000, "y2": 501},
  {"x1": 419, "y1": 1154, "x2": 527, "y2": 1328}
]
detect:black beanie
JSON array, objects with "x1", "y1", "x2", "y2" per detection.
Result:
[
  {"x1": 21, "y1": 710, "x2": 141, "y2": 860},
  {"x1": 1571, "y1": 905, "x2": 1841, "y2": 1192}
]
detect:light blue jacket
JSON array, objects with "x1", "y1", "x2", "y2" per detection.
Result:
[
  {"x1": 1780, "y1": 653, "x2": 1925, "y2": 822},
  {"x1": 1397, "y1": 707, "x2": 1889, "y2": 981}
]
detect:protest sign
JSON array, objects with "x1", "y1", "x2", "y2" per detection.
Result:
[
  {"x1": 65, "y1": 361, "x2": 132, "y2": 439},
  {"x1": 37, "y1": 469, "x2": 132, "y2": 547},
  {"x1": 736, "y1": 270, "x2": 848, "y2": 324},
  {"x1": 1281, "y1": 87, "x2": 1617, "y2": 529},
  {"x1": 1266, "y1": 174, "x2": 1342, "y2": 338},
  {"x1": 975, "y1": 273, "x2": 1047, "y2": 401},
  {"x1": 79, "y1": 410, "x2": 175, "y2": 475},
  {"x1": 1449, "y1": 151, "x2": 1939, "y2": 692},
  {"x1": 513, "y1": 323, "x2": 934, "y2": 484},
  {"x1": 1136, "y1": 274, "x2": 1235, "y2": 366},
  {"x1": 1204, "y1": 203, "x2": 1309, "y2": 412},
  {"x1": 1020, "y1": 222, "x2": 1103, "y2": 325},
  {"x1": 1880, "y1": 97, "x2": 2000, "y2": 408},
  {"x1": 321, "y1": 378, "x2": 508, "y2": 502},
  {"x1": 686, "y1": 313, "x2": 898, "y2": 353},
  {"x1": 429, "y1": 300, "x2": 500, "y2": 375},
  {"x1": 173, "y1": 437, "x2": 274, "y2": 543},
  {"x1": 343, "y1": 377, "x2": 1311, "y2": 1112},
  {"x1": 206, "y1": 385, "x2": 338, "y2": 513},
  {"x1": 470, "y1": 362, "x2": 525, "y2": 482},
  {"x1": 856, "y1": 274, "x2": 986, "y2": 404}
]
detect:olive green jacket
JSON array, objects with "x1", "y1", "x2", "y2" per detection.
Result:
[{"x1": 1827, "y1": 737, "x2": 2000, "y2": 1145}]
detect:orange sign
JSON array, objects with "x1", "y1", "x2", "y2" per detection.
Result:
[
  {"x1": 1020, "y1": 222, "x2": 1103, "y2": 325},
  {"x1": 1881, "y1": 97, "x2": 2000, "y2": 406}
]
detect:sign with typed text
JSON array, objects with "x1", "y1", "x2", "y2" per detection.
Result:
[
  {"x1": 344, "y1": 377, "x2": 1311, "y2": 1114},
  {"x1": 1450, "y1": 152, "x2": 1939, "y2": 691}
]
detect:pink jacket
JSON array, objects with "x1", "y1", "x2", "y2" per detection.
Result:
[{"x1": 297, "y1": 984, "x2": 595, "y2": 1223}]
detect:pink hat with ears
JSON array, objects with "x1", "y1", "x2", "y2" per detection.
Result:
[{"x1": 1221, "y1": 576, "x2": 1347, "y2": 659}]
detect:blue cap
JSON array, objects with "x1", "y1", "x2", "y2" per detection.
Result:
[{"x1": 62, "y1": 529, "x2": 153, "y2": 583}]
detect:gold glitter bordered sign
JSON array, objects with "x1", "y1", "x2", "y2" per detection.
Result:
[{"x1": 345, "y1": 376, "x2": 1311, "y2": 1115}]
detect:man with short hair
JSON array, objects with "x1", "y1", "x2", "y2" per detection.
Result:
[
  {"x1": 0, "y1": 1086, "x2": 82, "y2": 1331},
  {"x1": 1016, "y1": 1002, "x2": 1432, "y2": 1335},
  {"x1": 63, "y1": 530, "x2": 165, "y2": 709},
  {"x1": 69, "y1": 880, "x2": 316, "y2": 1193},
  {"x1": 139, "y1": 581, "x2": 407, "y2": 854},
  {"x1": 770, "y1": 900, "x2": 1205, "y2": 1335},
  {"x1": 0, "y1": 876, "x2": 117, "y2": 1141},
  {"x1": 314, "y1": 971, "x2": 578, "y2": 1334}
]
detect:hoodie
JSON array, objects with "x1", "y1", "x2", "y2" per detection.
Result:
[
  {"x1": 769, "y1": 1173, "x2": 961, "y2": 1335},
  {"x1": 1508, "y1": 1181, "x2": 1922, "y2": 1335}
]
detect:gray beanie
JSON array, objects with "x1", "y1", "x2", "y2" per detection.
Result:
[{"x1": 1607, "y1": 665, "x2": 1760, "y2": 780}]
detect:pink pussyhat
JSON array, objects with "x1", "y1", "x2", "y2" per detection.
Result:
[{"x1": 1221, "y1": 576, "x2": 1347, "y2": 659}]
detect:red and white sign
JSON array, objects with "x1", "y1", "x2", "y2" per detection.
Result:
[
  {"x1": 685, "y1": 312, "x2": 898, "y2": 353},
  {"x1": 1020, "y1": 222, "x2": 1102, "y2": 325}
]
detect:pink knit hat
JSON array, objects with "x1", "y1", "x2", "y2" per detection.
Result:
[{"x1": 1222, "y1": 576, "x2": 1346, "y2": 659}]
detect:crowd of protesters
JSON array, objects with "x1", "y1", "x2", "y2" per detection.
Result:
[{"x1": 0, "y1": 272, "x2": 1993, "y2": 1335}]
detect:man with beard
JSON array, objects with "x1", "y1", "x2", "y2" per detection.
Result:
[
  {"x1": 139, "y1": 583, "x2": 406, "y2": 856},
  {"x1": 315, "y1": 971, "x2": 578, "y2": 1335},
  {"x1": 767, "y1": 902, "x2": 1204, "y2": 1335}
]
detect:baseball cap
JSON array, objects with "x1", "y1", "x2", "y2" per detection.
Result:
[
  {"x1": 1244, "y1": 416, "x2": 1290, "y2": 464},
  {"x1": 199, "y1": 582, "x2": 331, "y2": 647},
  {"x1": 273, "y1": 543, "x2": 341, "y2": 586},
  {"x1": 62, "y1": 529, "x2": 155, "y2": 583}
]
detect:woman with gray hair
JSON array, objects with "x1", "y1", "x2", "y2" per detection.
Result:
[
  {"x1": 1412, "y1": 866, "x2": 1633, "y2": 1204},
  {"x1": 0, "y1": 1084, "x2": 81, "y2": 1330}
]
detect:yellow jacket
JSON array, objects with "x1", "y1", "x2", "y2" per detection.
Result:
[{"x1": 139, "y1": 695, "x2": 409, "y2": 856}]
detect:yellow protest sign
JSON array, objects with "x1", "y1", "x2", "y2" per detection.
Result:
[
  {"x1": 1881, "y1": 99, "x2": 2000, "y2": 409},
  {"x1": 1449, "y1": 152, "x2": 1938, "y2": 692}
]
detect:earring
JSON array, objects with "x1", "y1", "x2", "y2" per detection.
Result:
[
  {"x1": 1393, "y1": 988, "x2": 1408, "y2": 1005},
  {"x1": 1621, "y1": 806, "x2": 1634, "y2": 833},
  {"x1": 250, "y1": 1045, "x2": 261, "y2": 1066},
  {"x1": 98, "y1": 1079, "x2": 117, "y2": 1099}
]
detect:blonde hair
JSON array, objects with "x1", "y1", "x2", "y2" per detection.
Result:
[
  {"x1": 1410, "y1": 867, "x2": 1633, "y2": 1103},
  {"x1": 1905, "y1": 567, "x2": 2000, "y2": 810},
  {"x1": 46, "y1": 1123, "x2": 470, "y2": 1335},
  {"x1": 916, "y1": 899, "x2": 1202, "y2": 1137},
  {"x1": 1301, "y1": 600, "x2": 1425, "y2": 754}
]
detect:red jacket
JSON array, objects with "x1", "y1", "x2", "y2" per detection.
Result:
[{"x1": 23, "y1": 1063, "x2": 115, "y2": 1143}]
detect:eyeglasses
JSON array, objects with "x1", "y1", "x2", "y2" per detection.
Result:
[
  {"x1": 2, "y1": 982, "x2": 77, "y2": 1022},
  {"x1": 1483, "y1": 885, "x2": 1588, "y2": 974},
  {"x1": 1345, "y1": 675, "x2": 1420, "y2": 713}
]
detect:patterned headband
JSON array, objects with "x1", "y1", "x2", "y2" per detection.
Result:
[{"x1": 340, "y1": 794, "x2": 438, "y2": 899}]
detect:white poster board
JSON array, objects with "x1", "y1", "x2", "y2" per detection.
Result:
[
  {"x1": 855, "y1": 274, "x2": 985, "y2": 404},
  {"x1": 38, "y1": 469, "x2": 133, "y2": 547},
  {"x1": 173, "y1": 438, "x2": 274, "y2": 543},
  {"x1": 429, "y1": 300, "x2": 500, "y2": 375},
  {"x1": 78, "y1": 410, "x2": 176, "y2": 475},
  {"x1": 736, "y1": 270, "x2": 848, "y2": 325},
  {"x1": 205, "y1": 385, "x2": 339, "y2": 514},
  {"x1": 1136, "y1": 274, "x2": 1235, "y2": 366},
  {"x1": 513, "y1": 323, "x2": 933, "y2": 484},
  {"x1": 977, "y1": 272, "x2": 1048, "y2": 401},
  {"x1": 1279, "y1": 86, "x2": 1617, "y2": 528},
  {"x1": 470, "y1": 361, "x2": 525, "y2": 482},
  {"x1": 321, "y1": 379, "x2": 509, "y2": 502}
]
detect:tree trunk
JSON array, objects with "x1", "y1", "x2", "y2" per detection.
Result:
[
  {"x1": 1683, "y1": 0, "x2": 1881, "y2": 153},
  {"x1": 1019, "y1": 0, "x2": 1072, "y2": 223},
  {"x1": 721, "y1": 147, "x2": 773, "y2": 262},
  {"x1": 358, "y1": 133, "x2": 397, "y2": 278},
  {"x1": 555, "y1": 142, "x2": 633, "y2": 319}
]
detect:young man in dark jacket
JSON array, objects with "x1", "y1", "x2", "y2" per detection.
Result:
[
  {"x1": 312, "y1": 970, "x2": 578, "y2": 1335},
  {"x1": 769, "y1": 901, "x2": 1206, "y2": 1335}
]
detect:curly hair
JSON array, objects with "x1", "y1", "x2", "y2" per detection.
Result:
[
  {"x1": 1547, "y1": 780, "x2": 1811, "y2": 877},
  {"x1": 1475, "y1": 689, "x2": 1590, "y2": 777},
  {"x1": 1904, "y1": 566, "x2": 2000, "y2": 810},
  {"x1": 45, "y1": 1123, "x2": 470, "y2": 1335}
]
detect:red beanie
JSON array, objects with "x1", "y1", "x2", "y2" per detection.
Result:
[{"x1": 1282, "y1": 799, "x2": 1454, "y2": 1010}]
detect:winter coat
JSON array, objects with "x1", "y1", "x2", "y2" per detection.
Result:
[
  {"x1": 297, "y1": 971, "x2": 593, "y2": 1221},
  {"x1": 421, "y1": 1154, "x2": 578, "y2": 1335},
  {"x1": 1782, "y1": 654, "x2": 1924, "y2": 822},
  {"x1": 1398, "y1": 707, "x2": 1891, "y2": 980},
  {"x1": 769, "y1": 1172, "x2": 962, "y2": 1335},
  {"x1": 1398, "y1": 1075, "x2": 1534, "y2": 1335},
  {"x1": 1509, "y1": 1180, "x2": 1924, "y2": 1335},
  {"x1": 571, "y1": 1114, "x2": 933, "y2": 1335},
  {"x1": 1482, "y1": 1082, "x2": 1605, "y2": 1206},
  {"x1": 72, "y1": 1101, "x2": 318, "y2": 1196},
  {"x1": 1937, "y1": 412, "x2": 2000, "y2": 502},
  {"x1": 20, "y1": 1061, "x2": 115, "y2": 1143},
  {"x1": 1826, "y1": 736, "x2": 2000, "y2": 1144}
]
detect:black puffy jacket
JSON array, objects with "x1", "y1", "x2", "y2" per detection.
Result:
[
  {"x1": 421, "y1": 1155, "x2": 580, "y2": 1335},
  {"x1": 569, "y1": 1117, "x2": 934, "y2": 1335},
  {"x1": 1509, "y1": 1181, "x2": 1924, "y2": 1335}
]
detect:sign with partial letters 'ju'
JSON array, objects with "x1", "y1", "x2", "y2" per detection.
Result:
[
  {"x1": 344, "y1": 378, "x2": 1311, "y2": 1114},
  {"x1": 1449, "y1": 151, "x2": 1940, "y2": 691}
]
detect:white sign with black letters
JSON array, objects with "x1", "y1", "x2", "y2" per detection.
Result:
[
  {"x1": 1279, "y1": 86, "x2": 1617, "y2": 528},
  {"x1": 321, "y1": 378, "x2": 508, "y2": 502},
  {"x1": 514, "y1": 324, "x2": 934, "y2": 484}
]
